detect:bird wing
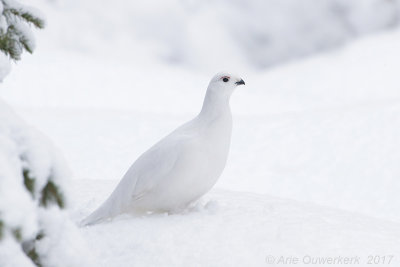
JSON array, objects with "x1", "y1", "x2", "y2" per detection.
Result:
[
  {"x1": 82, "y1": 124, "x2": 199, "y2": 225},
  {"x1": 111, "y1": 131, "x2": 195, "y2": 206}
]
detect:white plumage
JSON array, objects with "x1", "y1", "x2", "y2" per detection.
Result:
[{"x1": 82, "y1": 72, "x2": 245, "y2": 225}]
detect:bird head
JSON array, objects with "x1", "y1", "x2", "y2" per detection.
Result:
[{"x1": 207, "y1": 72, "x2": 245, "y2": 98}]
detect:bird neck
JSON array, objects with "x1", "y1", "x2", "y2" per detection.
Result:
[{"x1": 199, "y1": 89, "x2": 232, "y2": 121}]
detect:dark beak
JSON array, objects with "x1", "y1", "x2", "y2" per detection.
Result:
[{"x1": 235, "y1": 79, "x2": 245, "y2": 85}]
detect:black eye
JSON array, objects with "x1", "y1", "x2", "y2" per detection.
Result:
[{"x1": 223, "y1": 77, "x2": 229, "y2": 82}]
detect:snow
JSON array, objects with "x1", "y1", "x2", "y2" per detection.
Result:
[
  {"x1": 35, "y1": 208, "x2": 94, "y2": 267},
  {"x1": 5, "y1": 28, "x2": 400, "y2": 220},
  {"x1": 15, "y1": 20, "x2": 37, "y2": 51},
  {"x1": 0, "y1": 54, "x2": 10, "y2": 82},
  {"x1": 73, "y1": 179, "x2": 400, "y2": 267},
  {"x1": 0, "y1": 100, "x2": 40, "y2": 240},
  {"x1": 0, "y1": 0, "x2": 44, "y2": 80},
  {"x1": 12, "y1": 0, "x2": 400, "y2": 71},
  {"x1": 0, "y1": 237, "x2": 36, "y2": 267},
  {"x1": 2, "y1": 27, "x2": 400, "y2": 265},
  {"x1": 0, "y1": 99, "x2": 92, "y2": 266},
  {"x1": 2, "y1": 0, "x2": 400, "y2": 265}
]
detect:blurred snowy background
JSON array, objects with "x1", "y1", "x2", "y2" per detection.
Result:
[
  {"x1": 2, "y1": 0, "x2": 400, "y2": 266},
  {"x1": 3, "y1": 0, "x2": 400, "y2": 71}
]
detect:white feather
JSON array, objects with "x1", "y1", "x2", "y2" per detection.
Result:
[{"x1": 82, "y1": 72, "x2": 244, "y2": 225}]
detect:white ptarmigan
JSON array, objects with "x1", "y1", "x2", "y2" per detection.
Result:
[{"x1": 82, "y1": 73, "x2": 245, "y2": 225}]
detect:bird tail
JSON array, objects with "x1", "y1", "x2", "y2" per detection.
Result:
[
  {"x1": 80, "y1": 200, "x2": 119, "y2": 226},
  {"x1": 80, "y1": 182, "x2": 128, "y2": 226},
  {"x1": 80, "y1": 206, "x2": 108, "y2": 226}
]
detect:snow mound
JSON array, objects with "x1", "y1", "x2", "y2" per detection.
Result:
[{"x1": 75, "y1": 179, "x2": 400, "y2": 267}]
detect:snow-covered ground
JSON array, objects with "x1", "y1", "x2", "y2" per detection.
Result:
[
  {"x1": 72, "y1": 179, "x2": 400, "y2": 267},
  {"x1": 2, "y1": 1, "x2": 400, "y2": 265}
]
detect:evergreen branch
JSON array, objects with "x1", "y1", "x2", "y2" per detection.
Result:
[
  {"x1": 40, "y1": 180, "x2": 65, "y2": 209},
  {"x1": 0, "y1": 1, "x2": 45, "y2": 60},
  {"x1": 0, "y1": 31, "x2": 21, "y2": 60},
  {"x1": 0, "y1": 25, "x2": 23, "y2": 60},
  {"x1": 19, "y1": 33, "x2": 33, "y2": 54},
  {"x1": 7, "y1": 8, "x2": 45, "y2": 29}
]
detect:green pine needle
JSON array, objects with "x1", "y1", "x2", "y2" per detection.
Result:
[
  {"x1": 8, "y1": 8, "x2": 45, "y2": 29},
  {"x1": 12, "y1": 227, "x2": 22, "y2": 241},
  {"x1": 23, "y1": 169, "x2": 35, "y2": 197},
  {"x1": 27, "y1": 247, "x2": 42, "y2": 267},
  {"x1": 40, "y1": 180, "x2": 65, "y2": 209},
  {"x1": 0, "y1": 2, "x2": 45, "y2": 60}
]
